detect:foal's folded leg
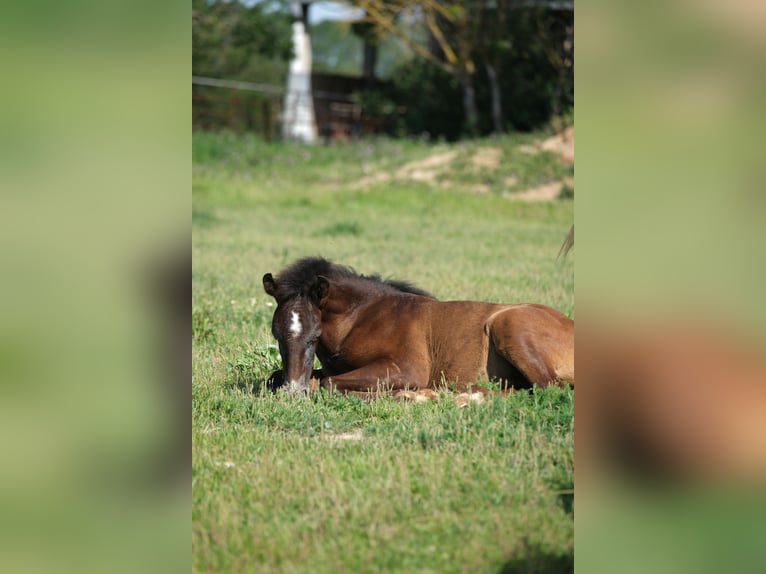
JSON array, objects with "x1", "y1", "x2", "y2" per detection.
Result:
[{"x1": 320, "y1": 360, "x2": 425, "y2": 395}]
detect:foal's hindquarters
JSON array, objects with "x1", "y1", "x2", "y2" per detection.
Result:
[
  {"x1": 426, "y1": 301, "x2": 574, "y2": 391},
  {"x1": 485, "y1": 304, "x2": 574, "y2": 388}
]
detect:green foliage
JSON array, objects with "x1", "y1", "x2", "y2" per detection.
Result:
[
  {"x1": 192, "y1": 1, "x2": 292, "y2": 132},
  {"x1": 226, "y1": 341, "x2": 281, "y2": 392},
  {"x1": 384, "y1": 7, "x2": 573, "y2": 137},
  {"x1": 478, "y1": 8, "x2": 573, "y2": 132},
  {"x1": 559, "y1": 183, "x2": 574, "y2": 200},
  {"x1": 192, "y1": 0, "x2": 292, "y2": 82},
  {"x1": 192, "y1": 307, "x2": 215, "y2": 342},
  {"x1": 387, "y1": 59, "x2": 465, "y2": 141},
  {"x1": 352, "y1": 87, "x2": 398, "y2": 117},
  {"x1": 310, "y1": 20, "x2": 363, "y2": 76}
]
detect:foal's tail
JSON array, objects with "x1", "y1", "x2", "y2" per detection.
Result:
[{"x1": 557, "y1": 224, "x2": 574, "y2": 260}]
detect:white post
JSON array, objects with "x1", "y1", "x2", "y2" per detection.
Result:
[{"x1": 282, "y1": 1, "x2": 317, "y2": 143}]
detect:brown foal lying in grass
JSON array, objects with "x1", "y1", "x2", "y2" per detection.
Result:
[{"x1": 263, "y1": 257, "x2": 574, "y2": 397}]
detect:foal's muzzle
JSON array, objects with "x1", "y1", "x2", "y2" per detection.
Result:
[
  {"x1": 278, "y1": 342, "x2": 315, "y2": 394},
  {"x1": 282, "y1": 376, "x2": 311, "y2": 394}
]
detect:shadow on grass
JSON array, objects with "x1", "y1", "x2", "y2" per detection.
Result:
[
  {"x1": 557, "y1": 490, "x2": 574, "y2": 516},
  {"x1": 224, "y1": 345, "x2": 282, "y2": 395},
  {"x1": 498, "y1": 544, "x2": 573, "y2": 574},
  {"x1": 226, "y1": 374, "x2": 271, "y2": 395},
  {"x1": 192, "y1": 207, "x2": 218, "y2": 228}
]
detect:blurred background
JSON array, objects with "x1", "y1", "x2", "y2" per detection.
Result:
[
  {"x1": 192, "y1": 0, "x2": 573, "y2": 141},
  {"x1": 577, "y1": 1, "x2": 766, "y2": 573}
]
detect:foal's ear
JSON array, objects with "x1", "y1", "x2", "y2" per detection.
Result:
[
  {"x1": 262, "y1": 273, "x2": 277, "y2": 297},
  {"x1": 310, "y1": 275, "x2": 330, "y2": 304}
]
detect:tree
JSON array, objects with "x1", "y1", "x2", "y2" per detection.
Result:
[
  {"x1": 352, "y1": 0, "x2": 485, "y2": 135},
  {"x1": 473, "y1": 0, "x2": 513, "y2": 134},
  {"x1": 533, "y1": 6, "x2": 574, "y2": 120},
  {"x1": 192, "y1": 0, "x2": 292, "y2": 83},
  {"x1": 311, "y1": 20, "x2": 364, "y2": 76},
  {"x1": 353, "y1": 1, "x2": 573, "y2": 136}
]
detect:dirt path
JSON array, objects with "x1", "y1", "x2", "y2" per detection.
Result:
[{"x1": 353, "y1": 128, "x2": 574, "y2": 201}]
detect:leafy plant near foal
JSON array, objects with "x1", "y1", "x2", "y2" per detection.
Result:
[{"x1": 193, "y1": 130, "x2": 574, "y2": 573}]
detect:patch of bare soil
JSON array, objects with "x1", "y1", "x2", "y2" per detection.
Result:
[
  {"x1": 323, "y1": 429, "x2": 366, "y2": 442},
  {"x1": 395, "y1": 150, "x2": 458, "y2": 183},
  {"x1": 353, "y1": 128, "x2": 574, "y2": 191},
  {"x1": 505, "y1": 176, "x2": 574, "y2": 202},
  {"x1": 394, "y1": 389, "x2": 485, "y2": 408},
  {"x1": 518, "y1": 126, "x2": 574, "y2": 164},
  {"x1": 504, "y1": 181, "x2": 563, "y2": 202},
  {"x1": 353, "y1": 150, "x2": 457, "y2": 189},
  {"x1": 471, "y1": 147, "x2": 502, "y2": 171},
  {"x1": 469, "y1": 183, "x2": 491, "y2": 194},
  {"x1": 353, "y1": 171, "x2": 391, "y2": 188}
]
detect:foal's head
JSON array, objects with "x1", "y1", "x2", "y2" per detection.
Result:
[{"x1": 262, "y1": 272, "x2": 329, "y2": 393}]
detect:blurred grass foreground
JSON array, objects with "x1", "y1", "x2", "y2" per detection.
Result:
[{"x1": 0, "y1": 2, "x2": 189, "y2": 574}]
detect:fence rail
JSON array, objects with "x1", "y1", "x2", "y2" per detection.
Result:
[
  {"x1": 192, "y1": 82, "x2": 280, "y2": 140},
  {"x1": 192, "y1": 75, "x2": 284, "y2": 95},
  {"x1": 192, "y1": 75, "x2": 391, "y2": 141}
]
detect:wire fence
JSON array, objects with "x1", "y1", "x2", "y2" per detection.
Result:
[
  {"x1": 192, "y1": 77, "x2": 283, "y2": 140},
  {"x1": 192, "y1": 75, "x2": 393, "y2": 141}
]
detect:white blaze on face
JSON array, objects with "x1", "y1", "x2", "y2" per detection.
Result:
[{"x1": 289, "y1": 311, "x2": 302, "y2": 337}]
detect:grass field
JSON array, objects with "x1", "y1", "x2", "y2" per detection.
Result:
[{"x1": 192, "y1": 130, "x2": 575, "y2": 573}]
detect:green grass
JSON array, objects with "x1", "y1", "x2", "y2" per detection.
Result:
[{"x1": 193, "y1": 130, "x2": 574, "y2": 573}]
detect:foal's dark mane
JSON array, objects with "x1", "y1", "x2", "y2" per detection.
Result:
[{"x1": 273, "y1": 256, "x2": 435, "y2": 300}]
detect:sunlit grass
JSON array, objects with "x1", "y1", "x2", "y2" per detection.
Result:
[{"x1": 192, "y1": 130, "x2": 574, "y2": 573}]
